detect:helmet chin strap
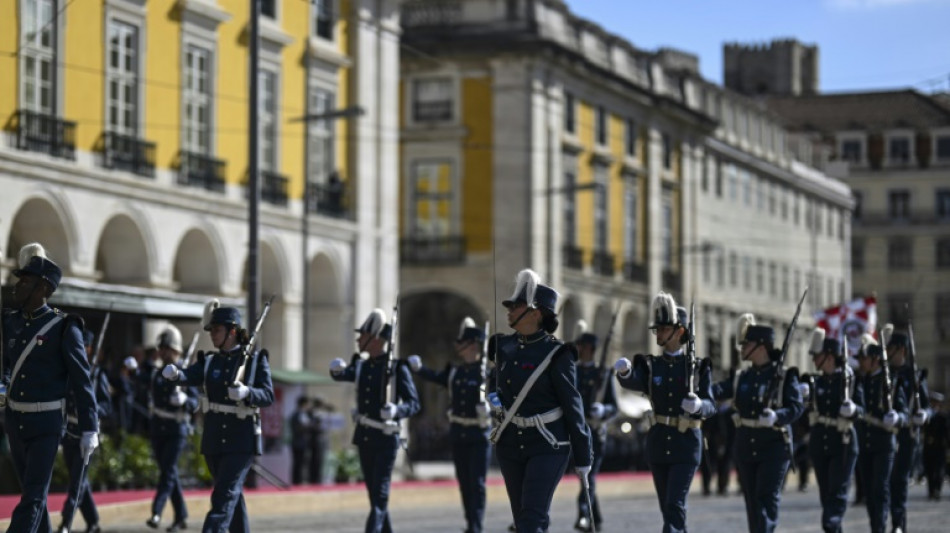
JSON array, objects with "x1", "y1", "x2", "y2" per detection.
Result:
[
  {"x1": 656, "y1": 326, "x2": 678, "y2": 349},
  {"x1": 509, "y1": 306, "x2": 533, "y2": 330}
]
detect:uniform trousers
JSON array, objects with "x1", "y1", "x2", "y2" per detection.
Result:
[
  {"x1": 923, "y1": 447, "x2": 945, "y2": 498},
  {"x1": 576, "y1": 435, "x2": 605, "y2": 526},
  {"x1": 358, "y1": 442, "x2": 399, "y2": 533},
  {"x1": 650, "y1": 461, "x2": 698, "y2": 533},
  {"x1": 810, "y1": 441, "x2": 857, "y2": 533},
  {"x1": 452, "y1": 440, "x2": 490, "y2": 533},
  {"x1": 151, "y1": 434, "x2": 188, "y2": 522},
  {"x1": 735, "y1": 455, "x2": 789, "y2": 533},
  {"x1": 61, "y1": 435, "x2": 99, "y2": 529},
  {"x1": 858, "y1": 449, "x2": 894, "y2": 533},
  {"x1": 496, "y1": 446, "x2": 570, "y2": 533},
  {"x1": 6, "y1": 411, "x2": 60, "y2": 533},
  {"x1": 202, "y1": 452, "x2": 253, "y2": 533},
  {"x1": 889, "y1": 434, "x2": 914, "y2": 531}
]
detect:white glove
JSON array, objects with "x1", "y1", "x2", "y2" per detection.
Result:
[
  {"x1": 758, "y1": 408, "x2": 778, "y2": 427},
  {"x1": 614, "y1": 358, "x2": 632, "y2": 378},
  {"x1": 124, "y1": 356, "x2": 139, "y2": 371},
  {"x1": 407, "y1": 355, "x2": 422, "y2": 372},
  {"x1": 576, "y1": 465, "x2": 592, "y2": 487},
  {"x1": 228, "y1": 384, "x2": 250, "y2": 401},
  {"x1": 839, "y1": 400, "x2": 856, "y2": 418},
  {"x1": 329, "y1": 358, "x2": 347, "y2": 375},
  {"x1": 883, "y1": 410, "x2": 900, "y2": 429},
  {"x1": 475, "y1": 400, "x2": 491, "y2": 418},
  {"x1": 162, "y1": 364, "x2": 180, "y2": 381},
  {"x1": 80, "y1": 431, "x2": 99, "y2": 464},
  {"x1": 797, "y1": 383, "x2": 810, "y2": 401},
  {"x1": 680, "y1": 393, "x2": 702, "y2": 415},
  {"x1": 380, "y1": 402, "x2": 398, "y2": 421},
  {"x1": 912, "y1": 410, "x2": 928, "y2": 426},
  {"x1": 590, "y1": 402, "x2": 606, "y2": 419},
  {"x1": 169, "y1": 390, "x2": 187, "y2": 407}
]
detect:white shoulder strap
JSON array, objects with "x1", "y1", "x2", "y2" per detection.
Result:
[
  {"x1": 9, "y1": 315, "x2": 63, "y2": 392},
  {"x1": 203, "y1": 353, "x2": 215, "y2": 389},
  {"x1": 447, "y1": 366, "x2": 459, "y2": 402},
  {"x1": 489, "y1": 344, "x2": 561, "y2": 445}
]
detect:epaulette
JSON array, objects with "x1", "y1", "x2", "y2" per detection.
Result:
[
  {"x1": 699, "y1": 357, "x2": 713, "y2": 373},
  {"x1": 559, "y1": 342, "x2": 579, "y2": 362},
  {"x1": 785, "y1": 366, "x2": 800, "y2": 381},
  {"x1": 258, "y1": 349, "x2": 270, "y2": 360}
]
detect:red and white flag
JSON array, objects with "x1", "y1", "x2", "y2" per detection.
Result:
[{"x1": 812, "y1": 296, "x2": 877, "y2": 354}]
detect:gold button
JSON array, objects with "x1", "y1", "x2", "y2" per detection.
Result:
[
  {"x1": 507, "y1": 379, "x2": 511, "y2": 384},
  {"x1": 221, "y1": 439, "x2": 226, "y2": 443},
  {"x1": 222, "y1": 424, "x2": 227, "y2": 429},
  {"x1": 520, "y1": 445, "x2": 524, "y2": 449}
]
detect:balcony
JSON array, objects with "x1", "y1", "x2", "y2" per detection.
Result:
[
  {"x1": 662, "y1": 269, "x2": 681, "y2": 292},
  {"x1": 592, "y1": 250, "x2": 616, "y2": 277},
  {"x1": 177, "y1": 151, "x2": 226, "y2": 193},
  {"x1": 305, "y1": 181, "x2": 351, "y2": 219},
  {"x1": 15, "y1": 109, "x2": 76, "y2": 160},
  {"x1": 401, "y1": 235, "x2": 466, "y2": 265},
  {"x1": 563, "y1": 244, "x2": 584, "y2": 270},
  {"x1": 401, "y1": 0, "x2": 462, "y2": 27},
  {"x1": 260, "y1": 171, "x2": 289, "y2": 207},
  {"x1": 853, "y1": 211, "x2": 950, "y2": 227},
  {"x1": 102, "y1": 131, "x2": 156, "y2": 177},
  {"x1": 622, "y1": 261, "x2": 647, "y2": 283}
]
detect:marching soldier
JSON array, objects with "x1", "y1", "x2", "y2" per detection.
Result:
[
  {"x1": 855, "y1": 334, "x2": 906, "y2": 533},
  {"x1": 57, "y1": 330, "x2": 112, "y2": 533},
  {"x1": 571, "y1": 320, "x2": 617, "y2": 532},
  {"x1": 290, "y1": 396, "x2": 312, "y2": 485},
  {"x1": 488, "y1": 269, "x2": 592, "y2": 533},
  {"x1": 922, "y1": 391, "x2": 948, "y2": 500},
  {"x1": 145, "y1": 325, "x2": 198, "y2": 532},
  {"x1": 408, "y1": 317, "x2": 491, "y2": 533},
  {"x1": 329, "y1": 308, "x2": 421, "y2": 533},
  {"x1": 614, "y1": 292, "x2": 715, "y2": 533},
  {"x1": 711, "y1": 313, "x2": 804, "y2": 533},
  {"x1": 886, "y1": 329, "x2": 930, "y2": 533},
  {"x1": 2, "y1": 243, "x2": 99, "y2": 532},
  {"x1": 161, "y1": 303, "x2": 275, "y2": 533},
  {"x1": 802, "y1": 329, "x2": 863, "y2": 533}
]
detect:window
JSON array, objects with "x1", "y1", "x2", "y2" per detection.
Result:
[
  {"x1": 412, "y1": 78, "x2": 452, "y2": 122},
  {"x1": 743, "y1": 256, "x2": 751, "y2": 290},
  {"x1": 827, "y1": 208, "x2": 834, "y2": 237},
  {"x1": 661, "y1": 189, "x2": 673, "y2": 269},
  {"x1": 183, "y1": 45, "x2": 212, "y2": 154},
  {"x1": 702, "y1": 247, "x2": 711, "y2": 283},
  {"x1": 936, "y1": 135, "x2": 950, "y2": 161},
  {"x1": 594, "y1": 165, "x2": 609, "y2": 251},
  {"x1": 741, "y1": 170, "x2": 751, "y2": 207},
  {"x1": 410, "y1": 160, "x2": 455, "y2": 236},
  {"x1": 19, "y1": 0, "x2": 55, "y2": 114},
  {"x1": 564, "y1": 92, "x2": 576, "y2": 134},
  {"x1": 726, "y1": 164, "x2": 737, "y2": 201},
  {"x1": 853, "y1": 191, "x2": 862, "y2": 219},
  {"x1": 889, "y1": 189, "x2": 911, "y2": 220},
  {"x1": 624, "y1": 118, "x2": 637, "y2": 157},
  {"x1": 729, "y1": 252, "x2": 738, "y2": 287},
  {"x1": 107, "y1": 20, "x2": 139, "y2": 135},
  {"x1": 937, "y1": 189, "x2": 950, "y2": 220},
  {"x1": 937, "y1": 238, "x2": 950, "y2": 269},
  {"x1": 563, "y1": 156, "x2": 577, "y2": 246},
  {"x1": 261, "y1": 0, "x2": 277, "y2": 19},
  {"x1": 781, "y1": 265, "x2": 789, "y2": 301},
  {"x1": 841, "y1": 140, "x2": 862, "y2": 163},
  {"x1": 259, "y1": 70, "x2": 277, "y2": 171},
  {"x1": 888, "y1": 238, "x2": 913, "y2": 270},
  {"x1": 780, "y1": 187, "x2": 788, "y2": 220},
  {"x1": 852, "y1": 239, "x2": 864, "y2": 271},
  {"x1": 662, "y1": 133, "x2": 673, "y2": 170},
  {"x1": 755, "y1": 258, "x2": 764, "y2": 292},
  {"x1": 769, "y1": 262, "x2": 777, "y2": 297},
  {"x1": 805, "y1": 199, "x2": 812, "y2": 229},
  {"x1": 716, "y1": 253, "x2": 725, "y2": 288},
  {"x1": 793, "y1": 268, "x2": 801, "y2": 298},
  {"x1": 937, "y1": 293, "x2": 950, "y2": 340},
  {"x1": 714, "y1": 159, "x2": 723, "y2": 198},
  {"x1": 814, "y1": 202, "x2": 823, "y2": 233},
  {"x1": 756, "y1": 177, "x2": 765, "y2": 211},
  {"x1": 595, "y1": 106, "x2": 608, "y2": 146},
  {"x1": 793, "y1": 193, "x2": 800, "y2": 225},
  {"x1": 814, "y1": 273, "x2": 822, "y2": 306},
  {"x1": 307, "y1": 87, "x2": 335, "y2": 183},
  {"x1": 888, "y1": 136, "x2": 911, "y2": 165},
  {"x1": 768, "y1": 181, "x2": 776, "y2": 215},
  {"x1": 313, "y1": 0, "x2": 333, "y2": 39},
  {"x1": 887, "y1": 294, "x2": 913, "y2": 329},
  {"x1": 623, "y1": 182, "x2": 637, "y2": 261}
]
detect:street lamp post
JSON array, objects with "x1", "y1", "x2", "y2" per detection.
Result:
[{"x1": 248, "y1": 0, "x2": 261, "y2": 327}]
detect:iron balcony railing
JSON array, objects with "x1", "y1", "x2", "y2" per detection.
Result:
[
  {"x1": 177, "y1": 151, "x2": 226, "y2": 193},
  {"x1": 305, "y1": 181, "x2": 351, "y2": 219},
  {"x1": 103, "y1": 131, "x2": 156, "y2": 177},
  {"x1": 592, "y1": 250, "x2": 616, "y2": 277},
  {"x1": 622, "y1": 261, "x2": 647, "y2": 283},
  {"x1": 563, "y1": 244, "x2": 584, "y2": 270},
  {"x1": 15, "y1": 109, "x2": 76, "y2": 160},
  {"x1": 400, "y1": 235, "x2": 466, "y2": 265},
  {"x1": 260, "y1": 171, "x2": 289, "y2": 207},
  {"x1": 663, "y1": 269, "x2": 681, "y2": 292}
]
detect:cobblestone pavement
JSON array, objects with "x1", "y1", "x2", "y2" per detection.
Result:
[{"x1": 107, "y1": 481, "x2": 945, "y2": 532}]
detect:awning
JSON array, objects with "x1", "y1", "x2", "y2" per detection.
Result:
[
  {"x1": 270, "y1": 368, "x2": 335, "y2": 385},
  {"x1": 51, "y1": 278, "x2": 243, "y2": 318},
  {"x1": 617, "y1": 390, "x2": 653, "y2": 418}
]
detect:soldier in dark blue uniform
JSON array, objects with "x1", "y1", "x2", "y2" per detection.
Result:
[
  {"x1": 162, "y1": 303, "x2": 275, "y2": 533},
  {"x1": 487, "y1": 269, "x2": 592, "y2": 533},
  {"x1": 408, "y1": 316, "x2": 490, "y2": 533},
  {"x1": 1, "y1": 243, "x2": 99, "y2": 533},
  {"x1": 145, "y1": 325, "x2": 198, "y2": 532},
  {"x1": 614, "y1": 292, "x2": 714, "y2": 533},
  {"x1": 885, "y1": 329, "x2": 929, "y2": 533},
  {"x1": 57, "y1": 329, "x2": 112, "y2": 533},
  {"x1": 922, "y1": 391, "x2": 948, "y2": 500},
  {"x1": 855, "y1": 334, "x2": 906, "y2": 533},
  {"x1": 290, "y1": 396, "x2": 312, "y2": 484},
  {"x1": 329, "y1": 308, "x2": 421, "y2": 533},
  {"x1": 570, "y1": 320, "x2": 617, "y2": 532},
  {"x1": 711, "y1": 314, "x2": 804, "y2": 533},
  {"x1": 801, "y1": 329, "x2": 863, "y2": 533}
]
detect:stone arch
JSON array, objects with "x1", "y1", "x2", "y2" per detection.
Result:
[
  {"x1": 622, "y1": 306, "x2": 648, "y2": 355},
  {"x1": 559, "y1": 295, "x2": 580, "y2": 341},
  {"x1": 306, "y1": 252, "x2": 345, "y2": 374},
  {"x1": 94, "y1": 213, "x2": 151, "y2": 285},
  {"x1": 173, "y1": 228, "x2": 223, "y2": 294},
  {"x1": 593, "y1": 301, "x2": 616, "y2": 359},
  {"x1": 6, "y1": 196, "x2": 73, "y2": 275},
  {"x1": 257, "y1": 239, "x2": 287, "y2": 368}
]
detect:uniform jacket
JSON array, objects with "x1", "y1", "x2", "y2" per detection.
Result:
[
  {"x1": 617, "y1": 351, "x2": 715, "y2": 464},
  {"x1": 713, "y1": 361, "x2": 804, "y2": 462},
  {"x1": 488, "y1": 331, "x2": 593, "y2": 467},
  {"x1": 332, "y1": 353, "x2": 421, "y2": 447},
  {"x1": 891, "y1": 363, "x2": 930, "y2": 443},
  {"x1": 65, "y1": 365, "x2": 112, "y2": 438},
  {"x1": 807, "y1": 367, "x2": 864, "y2": 456},
  {"x1": 2, "y1": 306, "x2": 98, "y2": 437},
  {"x1": 416, "y1": 360, "x2": 490, "y2": 444},
  {"x1": 576, "y1": 361, "x2": 619, "y2": 443},
  {"x1": 857, "y1": 369, "x2": 907, "y2": 454},
  {"x1": 148, "y1": 361, "x2": 200, "y2": 437},
  {"x1": 179, "y1": 347, "x2": 274, "y2": 455}
]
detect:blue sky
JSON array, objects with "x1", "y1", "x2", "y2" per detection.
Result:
[{"x1": 564, "y1": 0, "x2": 950, "y2": 94}]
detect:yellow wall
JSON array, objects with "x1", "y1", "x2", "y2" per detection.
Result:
[
  {"x1": 147, "y1": 0, "x2": 180, "y2": 170},
  {"x1": 337, "y1": 0, "x2": 351, "y2": 187},
  {"x1": 0, "y1": 3, "x2": 18, "y2": 125},
  {"x1": 461, "y1": 77, "x2": 493, "y2": 252},
  {"x1": 575, "y1": 101, "x2": 594, "y2": 256}
]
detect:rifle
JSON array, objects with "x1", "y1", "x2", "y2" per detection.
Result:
[
  {"x1": 840, "y1": 327, "x2": 851, "y2": 404},
  {"x1": 686, "y1": 301, "x2": 697, "y2": 396},
  {"x1": 594, "y1": 305, "x2": 620, "y2": 404},
  {"x1": 480, "y1": 321, "x2": 490, "y2": 403},
  {"x1": 229, "y1": 295, "x2": 275, "y2": 386},
  {"x1": 906, "y1": 322, "x2": 922, "y2": 441},
  {"x1": 764, "y1": 287, "x2": 808, "y2": 472},
  {"x1": 92, "y1": 303, "x2": 113, "y2": 370},
  {"x1": 385, "y1": 301, "x2": 399, "y2": 405},
  {"x1": 182, "y1": 330, "x2": 201, "y2": 368},
  {"x1": 879, "y1": 328, "x2": 893, "y2": 412}
]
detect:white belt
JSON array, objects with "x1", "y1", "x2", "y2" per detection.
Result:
[
  {"x1": 860, "y1": 414, "x2": 898, "y2": 434},
  {"x1": 447, "y1": 411, "x2": 490, "y2": 428},
  {"x1": 353, "y1": 413, "x2": 401, "y2": 435},
  {"x1": 645, "y1": 411, "x2": 702, "y2": 432},
  {"x1": 203, "y1": 400, "x2": 258, "y2": 420},
  {"x1": 809, "y1": 412, "x2": 853, "y2": 432},
  {"x1": 67, "y1": 415, "x2": 79, "y2": 425},
  {"x1": 152, "y1": 407, "x2": 190, "y2": 423},
  {"x1": 7, "y1": 399, "x2": 65, "y2": 413},
  {"x1": 732, "y1": 414, "x2": 783, "y2": 430},
  {"x1": 507, "y1": 407, "x2": 569, "y2": 449}
]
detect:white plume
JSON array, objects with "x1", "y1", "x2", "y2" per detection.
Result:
[
  {"x1": 651, "y1": 292, "x2": 678, "y2": 325},
  {"x1": 808, "y1": 327, "x2": 826, "y2": 355},
  {"x1": 509, "y1": 269, "x2": 541, "y2": 308},
  {"x1": 573, "y1": 319, "x2": 588, "y2": 341},
  {"x1": 881, "y1": 323, "x2": 894, "y2": 346},
  {"x1": 458, "y1": 316, "x2": 477, "y2": 339},
  {"x1": 18, "y1": 242, "x2": 47, "y2": 268},
  {"x1": 202, "y1": 299, "x2": 220, "y2": 330},
  {"x1": 735, "y1": 313, "x2": 756, "y2": 351}
]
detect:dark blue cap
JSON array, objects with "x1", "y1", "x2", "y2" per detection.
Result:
[
  {"x1": 743, "y1": 325, "x2": 775, "y2": 347},
  {"x1": 860, "y1": 343, "x2": 883, "y2": 358},
  {"x1": 503, "y1": 284, "x2": 559, "y2": 314},
  {"x1": 14, "y1": 256, "x2": 63, "y2": 292},
  {"x1": 458, "y1": 327, "x2": 486, "y2": 344},
  {"x1": 379, "y1": 323, "x2": 393, "y2": 342},
  {"x1": 818, "y1": 338, "x2": 840, "y2": 356},
  {"x1": 205, "y1": 307, "x2": 241, "y2": 330},
  {"x1": 887, "y1": 332, "x2": 908, "y2": 349},
  {"x1": 575, "y1": 332, "x2": 598, "y2": 347},
  {"x1": 83, "y1": 330, "x2": 95, "y2": 347}
]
